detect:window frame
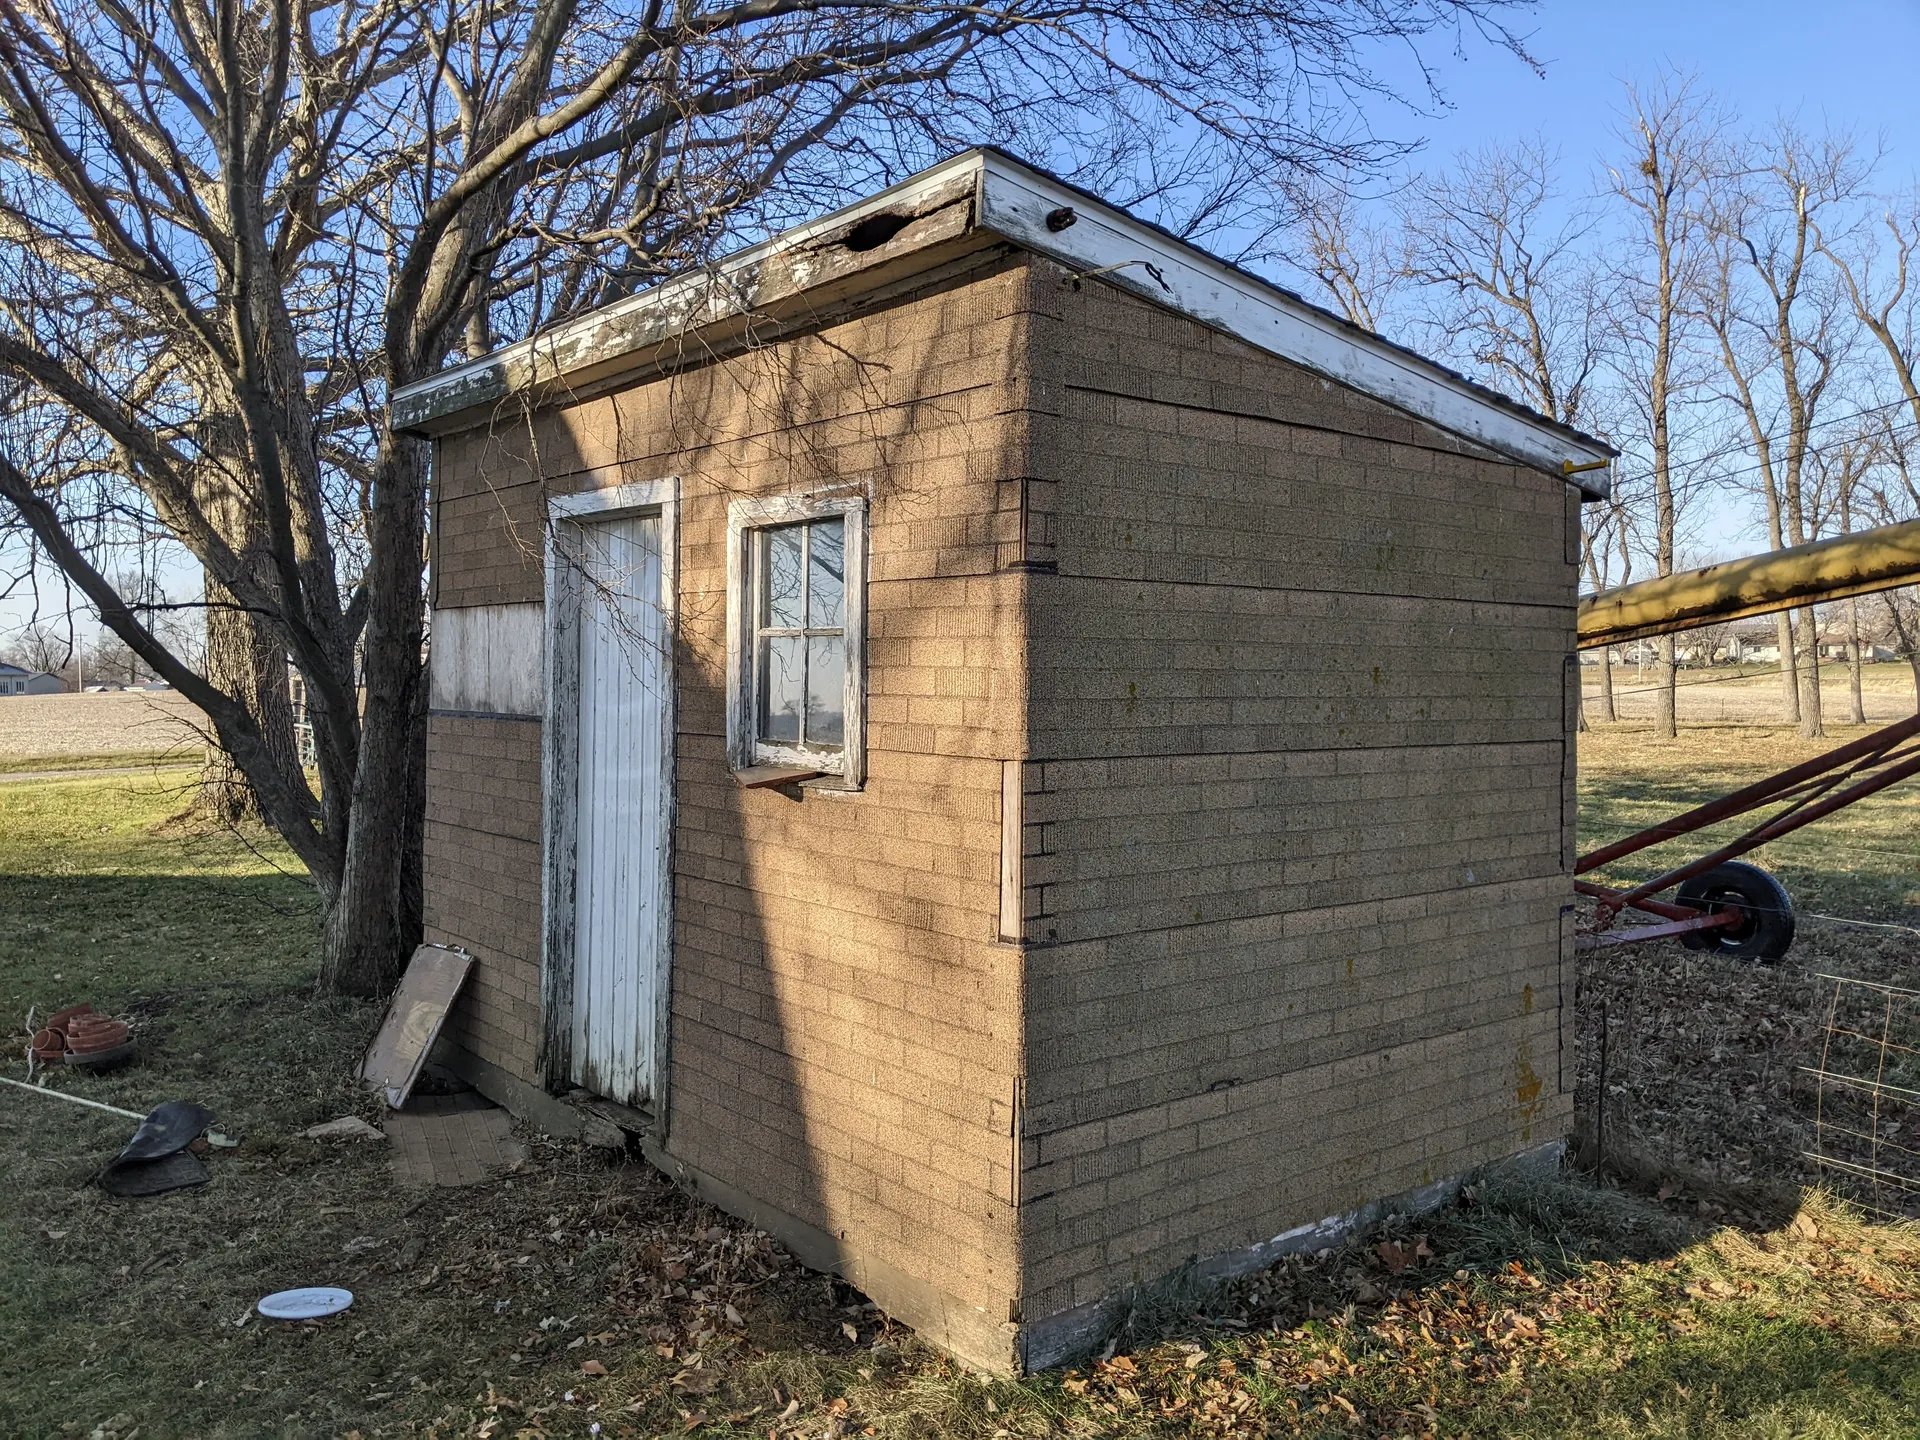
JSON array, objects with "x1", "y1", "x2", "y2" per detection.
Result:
[{"x1": 726, "y1": 492, "x2": 867, "y2": 788}]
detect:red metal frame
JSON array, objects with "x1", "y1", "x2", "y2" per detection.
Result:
[{"x1": 1577, "y1": 711, "x2": 1920, "y2": 948}]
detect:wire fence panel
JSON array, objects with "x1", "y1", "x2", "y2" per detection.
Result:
[{"x1": 1806, "y1": 975, "x2": 1920, "y2": 1220}]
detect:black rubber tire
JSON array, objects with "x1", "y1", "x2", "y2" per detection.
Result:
[{"x1": 1674, "y1": 861, "x2": 1796, "y2": 961}]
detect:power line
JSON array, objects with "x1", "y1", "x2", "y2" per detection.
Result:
[
  {"x1": 1688, "y1": 412, "x2": 1920, "y2": 494},
  {"x1": 1603, "y1": 394, "x2": 1920, "y2": 493}
]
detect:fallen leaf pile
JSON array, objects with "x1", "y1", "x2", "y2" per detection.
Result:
[
  {"x1": 1573, "y1": 918, "x2": 1920, "y2": 1219},
  {"x1": 1054, "y1": 1192, "x2": 1920, "y2": 1438}
]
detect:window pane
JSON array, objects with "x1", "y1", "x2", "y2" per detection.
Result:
[
  {"x1": 806, "y1": 636, "x2": 845, "y2": 747},
  {"x1": 758, "y1": 635, "x2": 804, "y2": 745},
  {"x1": 760, "y1": 526, "x2": 804, "y2": 628},
  {"x1": 808, "y1": 518, "x2": 845, "y2": 628}
]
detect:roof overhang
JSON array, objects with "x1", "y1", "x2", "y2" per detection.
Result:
[{"x1": 391, "y1": 149, "x2": 1614, "y2": 496}]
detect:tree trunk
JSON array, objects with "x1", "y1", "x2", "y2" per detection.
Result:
[
  {"x1": 320, "y1": 700, "x2": 424, "y2": 996},
  {"x1": 199, "y1": 593, "x2": 299, "y2": 823},
  {"x1": 1882, "y1": 595, "x2": 1920, "y2": 714},
  {"x1": 318, "y1": 434, "x2": 428, "y2": 996},
  {"x1": 1596, "y1": 651, "x2": 1617, "y2": 722},
  {"x1": 1774, "y1": 611, "x2": 1800, "y2": 724},
  {"x1": 1847, "y1": 598, "x2": 1866, "y2": 726},
  {"x1": 1654, "y1": 636, "x2": 1678, "y2": 739},
  {"x1": 1796, "y1": 604, "x2": 1824, "y2": 739}
]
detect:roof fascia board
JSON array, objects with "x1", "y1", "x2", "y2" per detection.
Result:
[
  {"x1": 392, "y1": 147, "x2": 1611, "y2": 495},
  {"x1": 390, "y1": 152, "x2": 994, "y2": 435},
  {"x1": 973, "y1": 153, "x2": 1612, "y2": 497}
]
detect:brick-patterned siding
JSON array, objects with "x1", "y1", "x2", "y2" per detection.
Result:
[
  {"x1": 425, "y1": 256, "x2": 1046, "y2": 1365},
  {"x1": 1015, "y1": 266, "x2": 1580, "y2": 1332},
  {"x1": 424, "y1": 712, "x2": 544, "y2": 1080},
  {"x1": 425, "y1": 246, "x2": 1586, "y2": 1370}
]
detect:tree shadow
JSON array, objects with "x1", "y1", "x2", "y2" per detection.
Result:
[{"x1": 491, "y1": 252, "x2": 1041, "y2": 1365}]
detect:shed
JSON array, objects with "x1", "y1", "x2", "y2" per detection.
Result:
[
  {"x1": 0, "y1": 663, "x2": 65, "y2": 695},
  {"x1": 391, "y1": 149, "x2": 1613, "y2": 1372}
]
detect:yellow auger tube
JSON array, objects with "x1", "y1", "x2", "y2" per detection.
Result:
[{"x1": 1578, "y1": 518, "x2": 1920, "y2": 650}]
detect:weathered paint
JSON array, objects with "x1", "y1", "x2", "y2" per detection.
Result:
[
  {"x1": 722, "y1": 489, "x2": 869, "y2": 789},
  {"x1": 1577, "y1": 515, "x2": 1920, "y2": 647},
  {"x1": 540, "y1": 478, "x2": 678, "y2": 1112},
  {"x1": 390, "y1": 150, "x2": 1613, "y2": 490},
  {"x1": 568, "y1": 512, "x2": 666, "y2": 1105},
  {"x1": 429, "y1": 603, "x2": 544, "y2": 716},
  {"x1": 973, "y1": 153, "x2": 1612, "y2": 491}
]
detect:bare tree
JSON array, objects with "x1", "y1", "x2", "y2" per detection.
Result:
[
  {"x1": 1289, "y1": 173, "x2": 1404, "y2": 331},
  {"x1": 1399, "y1": 139, "x2": 1603, "y2": 422},
  {"x1": 2, "y1": 617, "x2": 74, "y2": 676},
  {"x1": 1859, "y1": 421, "x2": 1920, "y2": 709},
  {"x1": 1696, "y1": 120, "x2": 1868, "y2": 739},
  {"x1": 1396, "y1": 138, "x2": 1608, "y2": 726},
  {"x1": 1815, "y1": 189, "x2": 1920, "y2": 445},
  {"x1": 0, "y1": 0, "x2": 1537, "y2": 993},
  {"x1": 1805, "y1": 428, "x2": 1882, "y2": 723},
  {"x1": 1884, "y1": 589, "x2": 1920, "y2": 707},
  {"x1": 1605, "y1": 76, "x2": 1721, "y2": 741},
  {"x1": 85, "y1": 630, "x2": 153, "y2": 687}
]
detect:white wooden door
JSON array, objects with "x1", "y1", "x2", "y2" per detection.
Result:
[{"x1": 566, "y1": 512, "x2": 667, "y2": 1106}]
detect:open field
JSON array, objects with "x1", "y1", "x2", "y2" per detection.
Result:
[
  {"x1": 2, "y1": 766, "x2": 1918, "y2": 1437},
  {"x1": 0, "y1": 690, "x2": 205, "y2": 770},
  {"x1": 1584, "y1": 658, "x2": 1919, "y2": 727}
]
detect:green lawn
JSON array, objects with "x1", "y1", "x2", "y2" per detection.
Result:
[
  {"x1": 1, "y1": 772, "x2": 1917, "y2": 1437},
  {"x1": 1576, "y1": 723, "x2": 1920, "y2": 927}
]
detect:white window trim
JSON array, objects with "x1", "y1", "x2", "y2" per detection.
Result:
[{"x1": 726, "y1": 491, "x2": 867, "y2": 789}]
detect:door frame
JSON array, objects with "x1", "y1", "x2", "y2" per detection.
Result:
[{"x1": 539, "y1": 475, "x2": 678, "y2": 1116}]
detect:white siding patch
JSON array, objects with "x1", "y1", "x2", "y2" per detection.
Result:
[{"x1": 431, "y1": 603, "x2": 544, "y2": 716}]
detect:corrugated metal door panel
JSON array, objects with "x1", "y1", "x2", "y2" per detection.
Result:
[{"x1": 569, "y1": 513, "x2": 664, "y2": 1106}]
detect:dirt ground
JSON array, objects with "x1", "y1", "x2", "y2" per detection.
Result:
[
  {"x1": 0, "y1": 690, "x2": 205, "y2": 766},
  {"x1": 1575, "y1": 722, "x2": 1920, "y2": 1221}
]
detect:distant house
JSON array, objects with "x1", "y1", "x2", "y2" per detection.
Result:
[
  {"x1": 0, "y1": 663, "x2": 65, "y2": 695},
  {"x1": 1818, "y1": 637, "x2": 1900, "y2": 663},
  {"x1": 1722, "y1": 624, "x2": 1782, "y2": 665}
]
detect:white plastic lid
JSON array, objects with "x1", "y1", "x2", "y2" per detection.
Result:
[{"x1": 256, "y1": 1286, "x2": 353, "y2": 1320}]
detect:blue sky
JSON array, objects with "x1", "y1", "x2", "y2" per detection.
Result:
[
  {"x1": 1385, "y1": 1, "x2": 1920, "y2": 166},
  {"x1": 7, "y1": 0, "x2": 1919, "y2": 649},
  {"x1": 1353, "y1": 0, "x2": 1920, "y2": 555}
]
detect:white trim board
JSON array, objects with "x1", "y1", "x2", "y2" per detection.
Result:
[
  {"x1": 972, "y1": 154, "x2": 1611, "y2": 491},
  {"x1": 391, "y1": 150, "x2": 1613, "y2": 494}
]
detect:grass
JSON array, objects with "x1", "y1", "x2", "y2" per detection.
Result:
[
  {"x1": 1, "y1": 765, "x2": 1918, "y2": 1437},
  {"x1": 0, "y1": 750, "x2": 194, "y2": 775}
]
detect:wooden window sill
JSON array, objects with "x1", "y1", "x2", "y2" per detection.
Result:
[{"x1": 733, "y1": 763, "x2": 826, "y2": 789}]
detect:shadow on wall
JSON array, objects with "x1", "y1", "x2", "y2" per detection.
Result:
[{"x1": 541, "y1": 261, "x2": 1037, "y2": 1360}]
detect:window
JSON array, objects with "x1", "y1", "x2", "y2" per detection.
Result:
[{"x1": 728, "y1": 495, "x2": 865, "y2": 786}]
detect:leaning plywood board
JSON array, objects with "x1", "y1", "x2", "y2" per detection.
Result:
[{"x1": 360, "y1": 944, "x2": 474, "y2": 1109}]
